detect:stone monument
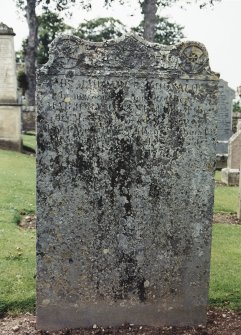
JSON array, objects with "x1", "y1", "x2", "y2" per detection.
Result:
[
  {"x1": 221, "y1": 120, "x2": 241, "y2": 185},
  {"x1": 216, "y1": 79, "x2": 235, "y2": 169},
  {"x1": 36, "y1": 35, "x2": 219, "y2": 331},
  {"x1": 0, "y1": 22, "x2": 21, "y2": 151}
]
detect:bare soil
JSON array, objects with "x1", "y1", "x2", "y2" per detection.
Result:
[
  {"x1": 18, "y1": 213, "x2": 241, "y2": 230},
  {"x1": 0, "y1": 309, "x2": 241, "y2": 335},
  {"x1": 213, "y1": 213, "x2": 241, "y2": 225}
]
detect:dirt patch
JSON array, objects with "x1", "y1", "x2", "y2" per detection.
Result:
[
  {"x1": 18, "y1": 214, "x2": 36, "y2": 229},
  {"x1": 18, "y1": 213, "x2": 241, "y2": 230},
  {"x1": 0, "y1": 309, "x2": 241, "y2": 335},
  {"x1": 213, "y1": 213, "x2": 241, "y2": 225}
]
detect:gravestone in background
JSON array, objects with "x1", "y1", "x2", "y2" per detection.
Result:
[
  {"x1": 221, "y1": 120, "x2": 241, "y2": 185},
  {"x1": 36, "y1": 35, "x2": 219, "y2": 331},
  {"x1": 216, "y1": 79, "x2": 235, "y2": 169},
  {"x1": 0, "y1": 22, "x2": 21, "y2": 151}
]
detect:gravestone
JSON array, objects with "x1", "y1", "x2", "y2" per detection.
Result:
[
  {"x1": 216, "y1": 79, "x2": 235, "y2": 169},
  {"x1": 221, "y1": 120, "x2": 241, "y2": 185},
  {"x1": 36, "y1": 35, "x2": 219, "y2": 331},
  {"x1": 0, "y1": 22, "x2": 21, "y2": 151}
]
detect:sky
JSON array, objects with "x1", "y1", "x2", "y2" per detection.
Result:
[{"x1": 0, "y1": 0, "x2": 240, "y2": 92}]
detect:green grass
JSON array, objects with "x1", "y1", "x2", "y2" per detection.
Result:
[
  {"x1": 0, "y1": 141, "x2": 241, "y2": 315},
  {"x1": 215, "y1": 170, "x2": 221, "y2": 182},
  {"x1": 214, "y1": 186, "x2": 239, "y2": 213},
  {"x1": 22, "y1": 133, "x2": 36, "y2": 152},
  {"x1": 0, "y1": 149, "x2": 36, "y2": 315},
  {"x1": 214, "y1": 170, "x2": 239, "y2": 213},
  {"x1": 209, "y1": 224, "x2": 241, "y2": 309}
]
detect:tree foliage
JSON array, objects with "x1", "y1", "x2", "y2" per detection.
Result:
[
  {"x1": 37, "y1": 10, "x2": 71, "y2": 64},
  {"x1": 17, "y1": 10, "x2": 71, "y2": 64},
  {"x1": 132, "y1": 15, "x2": 184, "y2": 44},
  {"x1": 233, "y1": 101, "x2": 241, "y2": 114},
  {"x1": 15, "y1": 0, "x2": 222, "y2": 104},
  {"x1": 74, "y1": 17, "x2": 127, "y2": 42}
]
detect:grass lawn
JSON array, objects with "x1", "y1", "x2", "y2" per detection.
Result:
[
  {"x1": 0, "y1": 149, "x2": 36, "y2": 315},
  {"x1": 0, "y1": 137, "x2": 240, "y2": 314},
  {"x1": 209, "y1": 224, "x2": 241, "y2": 309},
  {"x1": 22, "y1": 132, "x2": 36, "y2": 152},
  {"x1": 214, "y1": 171, "x2": 239, "y2": 213}
]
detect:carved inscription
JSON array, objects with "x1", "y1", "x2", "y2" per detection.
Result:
[{"x1": 37, "y1": 35, "x2": 219, "y2": 330}]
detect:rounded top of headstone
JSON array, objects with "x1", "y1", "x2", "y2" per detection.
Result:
[
  {"x1": 39, "y1": 33, "x2": 219, "y2": 81},
  {"x1": 0, "y1": 22, "x2": 15, "y2": 36}
]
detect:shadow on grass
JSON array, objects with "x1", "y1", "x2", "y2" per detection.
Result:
[
  {"x1": 0, "y1": 297, "x2": 36, "y2": 317},
  {"x1": 22, "y1": 144, "x2": 36, "y2": 155}
]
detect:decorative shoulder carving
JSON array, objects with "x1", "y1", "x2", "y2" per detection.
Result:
[
  {"x1": 175, "y1": 41, "x2": 219, "y2": 79},
  {"x1": 41, "y1": 34, "x2": 219, "y2": 80},
  {"x1": 0, "y1": 22, "x2": 15, "y2": 36},
  {"x1": 179, "y1": 42, "x2": 208, "y2": 74}
]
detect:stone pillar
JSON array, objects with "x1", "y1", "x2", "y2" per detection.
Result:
[{"x1": 0, "y1": 22, "x2": 21, "y2": 151}]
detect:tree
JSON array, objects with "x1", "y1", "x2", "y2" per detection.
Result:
[
  {"x1": 77, "y1": 0, "x2": 221, "y2": 42},
  {"x1": 132, "y1": 15, "x2": 184, "y2": 45},
  {"x1": 73, "y1": 17, "x2": 127, "y2": 42},
  {"x1": 37, "y1": 10, "x2": 71, "y2": 64},
  {"x1": 16, "y1": 0, "x2": 37, "y2": 106},
  {"x1": 16, "y1": 0, "x2": 221, "y2": 105},
  {"x1": 233, "y1": 101, "x2": 241, "y2": 114}
]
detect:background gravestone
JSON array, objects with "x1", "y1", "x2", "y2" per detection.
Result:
[
  {"x1": 37, "y1": 35, "x2": 219, "y2": 331},
  {"x1": 221, "y1": 120, "x2": 241, "y2": 186},
  {"x1": 0, "y1": 22, "x2": 21, "y2": 151},
  {"x1": 216, "y1": 79, "x2": 235, "y2": 169}
]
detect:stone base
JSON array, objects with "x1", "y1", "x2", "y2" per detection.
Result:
[
  {"x1": 216, "y1": 154, "x2": 228, "y2": 170},
  {"x1": 0, "y1": 138, "x2": 22, "y2": 151},
  {"x1": 221, "y1": 168, "x2": 240, "y2": 186},
  {"x1": 0, "y1": 105, "x2": 22, "y2": 151},
  {"x1": 37, "y1": 303, "x2": 207, "y2": 331}
]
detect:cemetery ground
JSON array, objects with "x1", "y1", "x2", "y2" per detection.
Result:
[{"x1": 0, "y1": 134, "x2": 241, "y2": 334}]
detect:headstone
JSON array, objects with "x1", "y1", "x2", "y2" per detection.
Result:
[
  {"x1": 237, "y1": 164, "x2": 241, "y2": 219},
  {"x1": 0, "y1": 22, "x2": 21, "y2": 151},
  {"x1": 232, "y1": 111, "x2": 241, "y2": 134},
  {"x1": 216, "y1": 79, "x2": 235, "y2": 169},
  {"x1": 221, "y1": 120, "x2": 241, "y2": 185},
  {"x1": 36, "y1": 35, "x2": 219, "y2": 331}
]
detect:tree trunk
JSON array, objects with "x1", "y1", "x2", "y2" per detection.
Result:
[
  {"x1": 25, "y1": 0, "x2": 37, "y2": 106},
  {"x1": 141, "y1": 0, "x2": 158, "y2": 42}
]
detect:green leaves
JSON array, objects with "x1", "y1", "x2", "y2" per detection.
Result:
[
  {"x1": 74, "y1": 17, "x2": 127, "y2": 42},
  {"x1": 132, "y1": 15, "x2": 184, "y2": 45}
]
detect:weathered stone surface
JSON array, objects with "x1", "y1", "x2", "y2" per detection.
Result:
[
  {"x1": 216, "y1": 80, "x2": 235, "y2": 169},
  {"x1": 221, "y1": 168, "x2": 239, "y2": 186},
  {"x1": 0, "y1": 106, "x2": 21, "y2": 151},
  {"x1": 0, "y1": 22, "x2": 21, "y2": 151},
  {"x1": 232, "y1": 112, "x2": 241, "y2": 133},
  {"x1": 227, "y1": 130, "x2": 241, "y2": 170},
  {"x1": 0, "y1": 24, "x2": 17, "y2": 103},
  {"x1": 221, "y1": 120, "x2": 241, "y2": 185},
  {"x1": 36, "y1": 35, "x2": 219, "y2": 331}
]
